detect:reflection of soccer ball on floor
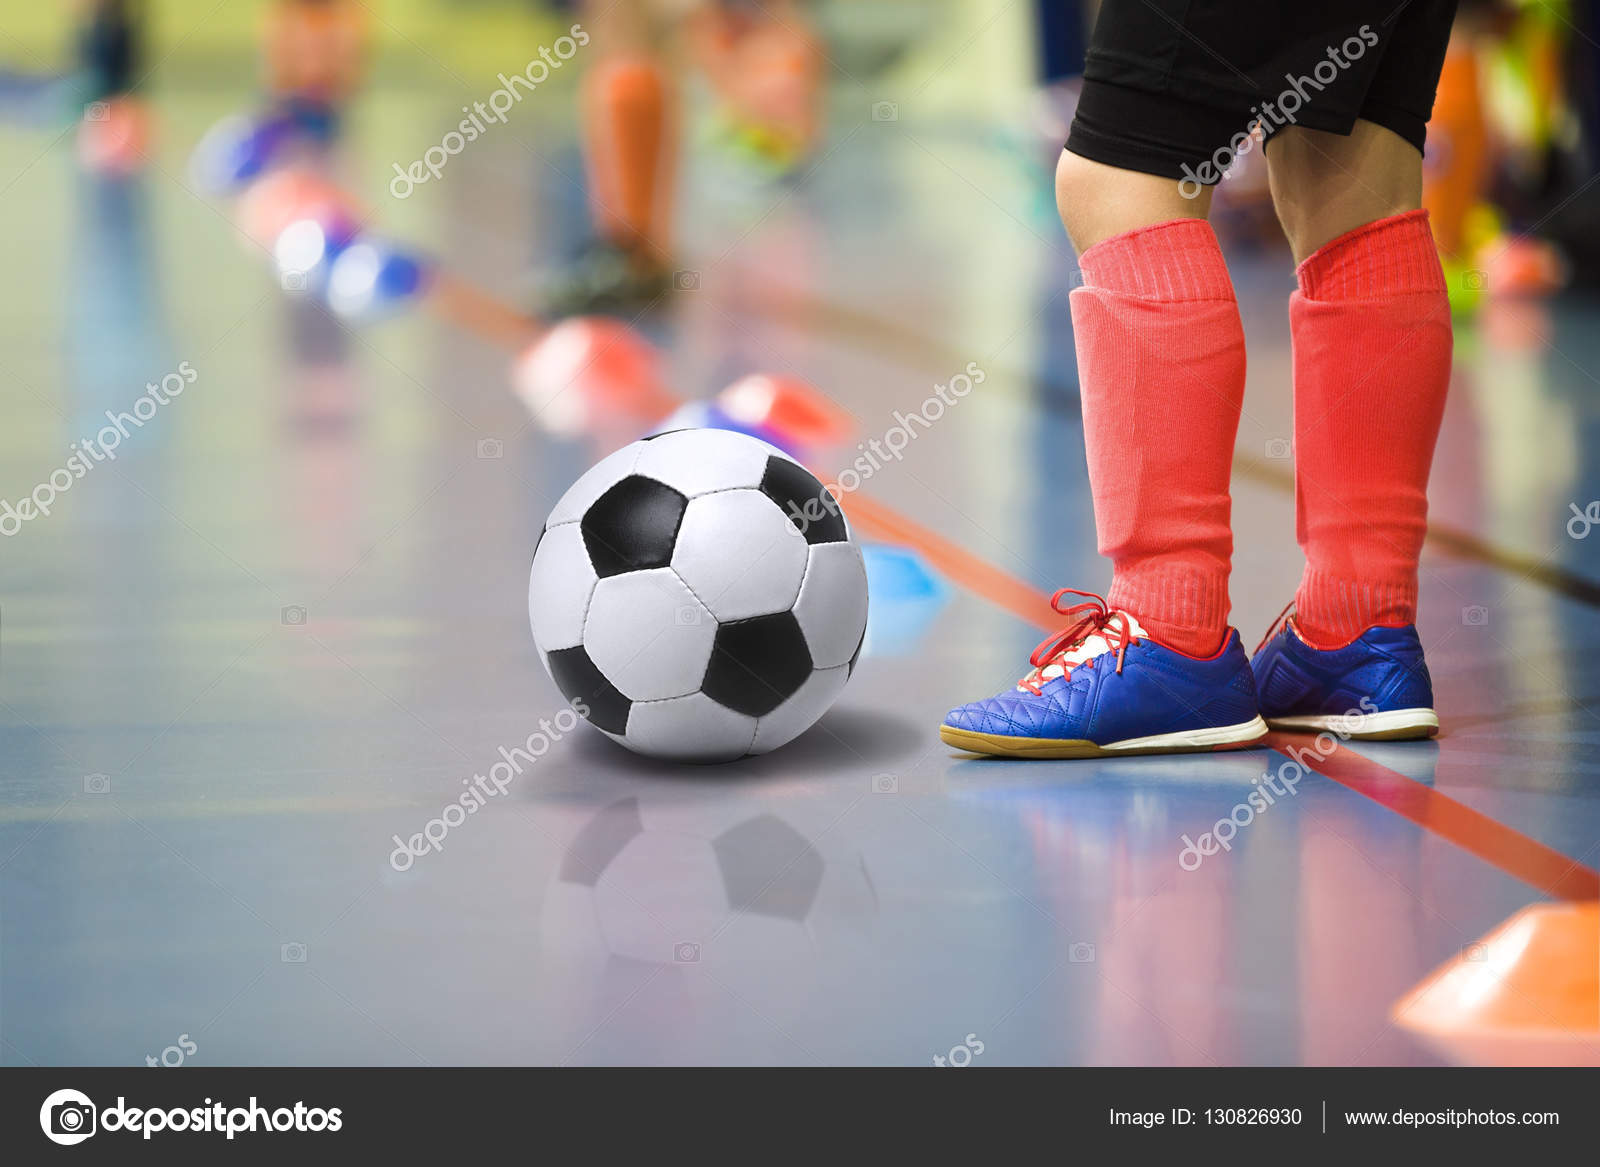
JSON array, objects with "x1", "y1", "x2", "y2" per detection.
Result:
[
  {"x1": 541, "y1": 798, "x2": 877, "y2": 973},
  {"x1": 528, "y1": 428, "x2": 869, "y2": 762}
]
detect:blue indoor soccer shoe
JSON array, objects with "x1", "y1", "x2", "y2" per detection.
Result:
[
  {"x1": 1250, "y1": 610, "x2": 1438, "y2": 740},
  {"x1": 940, "y1": 590, "x2": 1268, "y2": 759}
]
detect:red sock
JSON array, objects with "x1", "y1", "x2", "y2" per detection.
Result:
[
  {"x1": 1290, "y1": 209, "x2": 1451, "y2": 647},
  {"x1": 1073, "y1": 218, "x2": 1245, "y2": 657},
  {"x1": 581, "y1": 54, "x2": 676, "y2": 261}
]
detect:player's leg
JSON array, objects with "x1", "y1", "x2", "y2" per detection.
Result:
[
  {"x1": 1265, "y1": 121, "x2": 1422, "y2": 265},
  {"x1": 78, "y1": 0, "x2": 142, "y2": 104},
  {"x1": 594, "y1": 5, "x2": 675, "y2": 252},
  {"x1": 541, "y1": 0, "x2": 676, "y2": 313},
  {"x1": 942, "y1": 38, "x2": 1267, "y2": 758},
  {"x1": 75, "y1": 0, "x2": 151, "y2": 173},
  {"x1": 1050, "y1": 146, "x2": 1245, "y2": 662},
  {"x1": 581, "y1": 0, "x2": 674, "y2": 268},
  {"x1": 1251, "y1": 6, "x2": 1457, "y2": 741},
  {"x1": 1052, "y1": 150, "x2": 1211, "y2": 251},
  {"x1": 690, "y1": 0, "x2": 823, "y2": 170}
]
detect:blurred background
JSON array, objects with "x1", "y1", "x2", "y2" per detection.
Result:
[
  {"x1": 2, "y1": 1, "x2": 1599, "y2": 1066},
  {"x1": 6, "y1": 0, "x2": 1600, "y2": 417}
]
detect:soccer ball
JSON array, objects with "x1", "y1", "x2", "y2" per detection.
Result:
[{"x1": 528, "y1": 428, "x2": 869, "y2": 762}]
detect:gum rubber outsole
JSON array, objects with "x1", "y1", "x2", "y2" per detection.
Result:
[
  {"x1": 939, "y1": 717, "x2": 1270, "y2": 759},
  {"x1": 1264, "y1": 708, "x2": 1440, "y2": 741}
]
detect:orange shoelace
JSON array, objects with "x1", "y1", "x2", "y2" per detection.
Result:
[{"x1": 1019, "y1": 588, "x2": 1140, "y2": 695}]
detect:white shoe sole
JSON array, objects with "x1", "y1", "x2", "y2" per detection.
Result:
[
  {"x1": 940, "y1": 716, "x2": 1269, "y2": 759},
  {"x1": 1266, "y1": 708, "x2": 1439, "y2": 741}
]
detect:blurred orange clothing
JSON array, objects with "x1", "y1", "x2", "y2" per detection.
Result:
[{"x1": 264, "y1": 0, "x2": 370, "y2": 104}]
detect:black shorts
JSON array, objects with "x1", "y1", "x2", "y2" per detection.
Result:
[{"x1": 1065, "y1": 0, "x2": 1459, "y2": 185}]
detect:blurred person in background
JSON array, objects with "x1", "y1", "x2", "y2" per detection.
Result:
[
  {"x1": 75, "y1": 0, "x2": 150, "y2": 173},
  {"x1": 263, "y1": 0, "x2": 370, "y2": 137},
  {"x1": 543, "y1": 0, "x2": 822, "y2": 313}
]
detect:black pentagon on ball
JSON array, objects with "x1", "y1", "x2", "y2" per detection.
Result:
[
  {"x1": 558, "y1": 797, "x2": 643, "y2": 886},
  {"x1": 546, "y1": 645, "x2": 632, "y2": 735},
  {"x1": 713, "y1": 815, "x2": 824, "y2": 921},
  {"x1": 581, "y1": 476, "x2": 687, "y2": 578},
  {"x1": 702, "y1": 612, "x2": 813, "y2": 717},
  {"x1": 760, "y1": 456, "x2": 848, "y2": 545}
]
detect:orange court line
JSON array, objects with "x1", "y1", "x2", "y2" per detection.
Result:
[
  {"x1": 333, "y1": 218, "x2": 1600, "y2": 901},
  {"x1": 841, "y1": 492, "x2": 1600, "y2": 902},
  {"x1": 753, "y1": 283, "x2": 1600, "y2": 609},
  {"x1": 841, "y1": 492, "x2": 1057, "y2": 632},
  {"x1": 424, "y1": 270, "x2": 545, "y2": 351},
  {"x1": 1263, "y1": 732, "x2": 1600, "y2": 902}
]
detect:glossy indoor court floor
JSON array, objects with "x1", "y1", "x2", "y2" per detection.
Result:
[{"x1": 2, "y1": 76, "x2": 1598, "y2": 1066}]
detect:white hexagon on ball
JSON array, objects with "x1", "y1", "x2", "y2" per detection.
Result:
[
  {"x1": 792, "y1": 542, "x2": 869, "y2": 669},
  {"x1": 634, "y1": 427, "x2": 778, "y2": 496},
  {"x1": 583, "y1": 569, "x2": 716, "y2": 702},
  {"x1": 624, "y1": 693, "x2": 756, "y2": 763},
  {"x1": 528, "y1": 524, "x2": 596, "y2": 653},
  {"x1": 753, "y1": 665, "x2": 851, "y2": 754},
  {"x1": 529, "y1": 428, "x2": 870, "y2": 762},
  {"x1": 672, "y1": 489, "x2": 809, "y2": 621}
]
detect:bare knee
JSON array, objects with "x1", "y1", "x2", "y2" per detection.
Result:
[
  {"x1": 1055, "y1": 150, "x2": 1212, "y2": 255},
  {"x1": 1267, "y1": 123, "x2": 1422, "y2": 262},
  {"x1": 1054, "y1": 150, "x2": 1106, "y2": 251}
]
